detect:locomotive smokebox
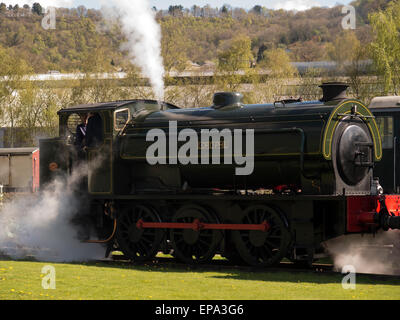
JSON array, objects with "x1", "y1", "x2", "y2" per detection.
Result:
[
  {"x1": 213, "y1": 92, "x2": 243, "y2": 109},
  {"x1": 319, "y1": 82, "x2": 349, "y2": 102}
]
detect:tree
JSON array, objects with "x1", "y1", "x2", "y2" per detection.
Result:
[
  {"x1": 216, "y1": 36, "x2": 256, "y2": 92},
  {"x1": 218, "y1": 36, "x2": 254, "y2": 72},
  {"x1": 369, "y1": 0, "x2": 400, "y2": 94},
  {"x1": 289, "y1": 41, "x2": 324, "y2": 61},
  {"x1": 326, "y1": 31, "x2": 369, "y2": 99},
  {"x1": 325, "y1": 30, "x2": 370, "y2": 97},
  {"x1": 168, "y1": 5, "x2": 183, "y2": 17},
  {"x1": 220, "y1": 4, "x2": 232, "y2": 15},
  {"x1": 161, "y1": 18, "x2": 188, "y2": 72},
  {"x1": 77, "y1": 5, "x2": 87, "y2": 17},
  {"x1": 351, "y1": 0, "x2": 390, "y2": 23},
  {"x1": 327, "y1": 31, "x2": 361, "y2": 68},
  {"x1": 251, "y1": 5, "x2": 263, "y2": 14},
  {"x1": 260, "y1": 48, "x2": 298, "y2": 78},
  {"x1": 0, "y1": 46, "x2": 33, "y2": 147},
  {"x1": 191, "y1": 5, "x2": 201, "y2": 17},
  {"x1": 0, "y1": 3, "x2": 6, "y2": 13},
  {"x1": 202, "y1": 5, "x2": 218, "y2": 18},
  {"x1": 32, "y1": 2, "x2": 43, "y2": 15}
]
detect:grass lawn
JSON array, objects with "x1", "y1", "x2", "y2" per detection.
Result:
[{"x1": 0, "y1": 258, "x2": 400, "y2": 300}]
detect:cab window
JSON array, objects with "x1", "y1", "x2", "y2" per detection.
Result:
[
  {"x1": 66, "y1": 113, "x2": 81, "y2": 135},
  {"x1": 114, "y1": 109, "x2": 130, "y2": 130},
  {"x1": 375, "y1": 116, "x2": 393, "y2": 149}
]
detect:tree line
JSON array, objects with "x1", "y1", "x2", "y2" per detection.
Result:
[
  {"x1": 0, "y1": 0, "x2": 400, "y2": 147},
  {"x1": 0, "y1": 0, "x2": 390, "y2": 74}
]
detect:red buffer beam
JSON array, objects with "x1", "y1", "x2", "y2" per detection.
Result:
[{"x1": 136, "y1": 219, "x2": 270, "y2": 232}]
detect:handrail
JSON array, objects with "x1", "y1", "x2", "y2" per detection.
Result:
[
  {"x1": 394, "y1": 136, "x2": 397, "y2": 192},
  {"x1": 83, "y1": 219, "x2": 117, "y2": 244}
]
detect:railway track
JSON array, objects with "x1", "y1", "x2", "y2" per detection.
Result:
[
  {"x1": 1, "y1": 247, "x2": 399, "y2": 281},
  {"x1": 107, "y1": 253, "x2": 333, "y2": 271},
  {"x1": 102, "y1": 254, "x2": 400, "y2": 281}
]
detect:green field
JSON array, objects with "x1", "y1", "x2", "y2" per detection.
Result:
[{"x1": 0, "y1": 258, "x2": 400, "y2": 300}]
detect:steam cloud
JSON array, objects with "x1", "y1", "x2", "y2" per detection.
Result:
[
  {"x1": 101, "y1": 0, "x2": 165, "y2": 101},
  {"x1": 0, "y1": 164, "x2": 105, "y2": 262},
  {"x1": 324, "y1": 230, "x2": 400, "y2": 275}
]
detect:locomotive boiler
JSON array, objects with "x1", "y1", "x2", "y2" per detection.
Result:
[
  {"x1": 39, "y1": 82, "x2": 400, "y2": 267},
  {"x1": 118, "y1": 83, "x2": 381, "y2": 196}
]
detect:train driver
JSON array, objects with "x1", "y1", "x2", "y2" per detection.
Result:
[
  {"x1": 84, "y1": 112, "x2": 103, "y2": 149},
  {"x1": 74, "y1": 113, "x2": 87, "y2": 150}
]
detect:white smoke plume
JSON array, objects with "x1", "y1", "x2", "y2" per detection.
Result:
[
  {"x1": 324, "y1": 230, "x2": 400, "y2": 275},
  {"x1": 0, "y1": 163, "x2": 105, "y2": 262},
  {"x1": 101, "y1": 0, "x2": 165, "y2": 101}
]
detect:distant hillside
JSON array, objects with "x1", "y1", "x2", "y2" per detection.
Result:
[
  {"x1": 0, "y1": 1, "x2": 393, "y2": 73},
  {"x1": 350, "y1": 0, "x2": 392, "y2": 22},
  {"x1": 0, "y1": 7, "x2": 125, "y2": 73}
]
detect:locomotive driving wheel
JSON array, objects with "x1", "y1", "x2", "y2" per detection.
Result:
[
  {"x1": 116, "y1": 204, "x2": 164, "y2": 262},
  {"x1": 232, "y1": 204, "x2": 291, "y2": 267},
  {"x1": 170, "y1": 204, "x2": 222, "y2": 264}
]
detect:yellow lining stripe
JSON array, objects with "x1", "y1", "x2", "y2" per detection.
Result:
[{"x1": 322, "y1": 100, "x2": 382, "y2": 161}]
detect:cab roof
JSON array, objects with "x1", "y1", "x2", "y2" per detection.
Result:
[
  {"x1": 369, "y1": 96, "x2": 400, "y2": 109},
  {"x1": 0, "y1": 147, "x2": 39, "y2": 155},
  {"x1": 57, "y1": 99, "x2": 179, "y2": 114}
]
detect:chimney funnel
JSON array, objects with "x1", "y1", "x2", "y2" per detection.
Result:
[
  {"x1": 213, "y1": 92, "x2": 243, "y2": 109},
  {"x1": 319, "y1": 82, "x2": 349, "y2": 102}
]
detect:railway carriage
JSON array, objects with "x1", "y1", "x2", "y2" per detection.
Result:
[
  {"x1": 39, "y1": 83, "x2": 400, "y2": 267},
  {"x1": 0, "y1": 147, "x2": 40, "y2": 193}
]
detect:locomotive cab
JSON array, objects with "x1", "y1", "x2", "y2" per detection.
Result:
[
  {"x1": 369, "y1": 96, "x2": 400, "y2": 193},
  {"x1": 39, "y1": 99, "x2": 179, "y2": 193}
]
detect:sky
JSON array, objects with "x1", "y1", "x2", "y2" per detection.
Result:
[{"x1": 8, "y1": 0, "x2": 352, "y2": 11}]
